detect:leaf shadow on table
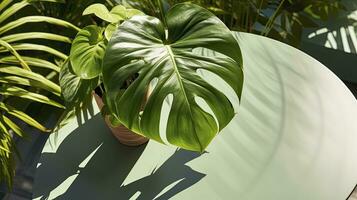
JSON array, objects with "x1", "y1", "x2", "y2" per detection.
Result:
[{"x1": 33, "y1": 114, "x2": 206, "y2": 200}]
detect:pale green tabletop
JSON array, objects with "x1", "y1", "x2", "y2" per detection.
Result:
[{"x1": 33, "y1": 32, "x2": 357, "y2": 200}]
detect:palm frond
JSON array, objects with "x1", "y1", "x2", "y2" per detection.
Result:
[{"x1": 0, "y1": 0, "x2": 77, "y2": 188}]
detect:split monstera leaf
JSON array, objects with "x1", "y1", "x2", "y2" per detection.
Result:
[{"x1": 61, "y1": 3, "x2": 243, "y2": 152}]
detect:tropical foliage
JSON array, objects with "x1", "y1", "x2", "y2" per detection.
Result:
[
  {"x1": 117, "y1": 0, "x2": 345, "y2": 46},
  {"x1": 35, "y1": 0, "x2": 115, "y2": 26},
  {"x1": 60, "y1": 2, "x2": 243, "y2": 152},
  {"x1": 60, "y1": 0, "x2": 345, "y2": 154},
  {"x1": 0, "y1": 0, "x2": 78, "y2": 188},
  {"x1": 0, "y1": 0, "x2": 346, "y2": 191}
]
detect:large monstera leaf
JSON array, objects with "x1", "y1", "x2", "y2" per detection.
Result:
[{"x1": 103, "y1": 3, "x2": 243, "y2": 152}]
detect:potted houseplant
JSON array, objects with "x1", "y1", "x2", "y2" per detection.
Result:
[{"x1": 59, "y1": 1, "x2": 244, "y2": 152}]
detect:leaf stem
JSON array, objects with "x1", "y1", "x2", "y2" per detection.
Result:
[
  {"x1": 157, "y1": 0, "x2": 168, "y2": 28},
  {"x1": 262, "y1": 0, "x2": 286, "y2": 36},
  {"x1": 254, "y1": 0, "x2": 264, "y2": 28}
]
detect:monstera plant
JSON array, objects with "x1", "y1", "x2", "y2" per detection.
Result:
[{"x1": 60, "y1": 1, "x2": 243, "y2": 152}]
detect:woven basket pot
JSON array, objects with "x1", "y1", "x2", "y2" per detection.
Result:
[{"x1": 93, "y1": 93, "x2": 149, "y2": 146}]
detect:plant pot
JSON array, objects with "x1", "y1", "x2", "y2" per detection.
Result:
[{"x1": 93, "y1": 93, "x2": 149, "y2": 146}]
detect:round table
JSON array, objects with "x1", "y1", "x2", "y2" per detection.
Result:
[{"x1": 33, "y1": 32, "x2": 357, "y2": 200}]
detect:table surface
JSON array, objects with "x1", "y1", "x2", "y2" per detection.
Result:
[{"x1": 33, "y1": 32, "x2": 357, "y2": 200}]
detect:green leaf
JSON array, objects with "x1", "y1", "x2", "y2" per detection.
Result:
[
  {"x1": 0, "y1": 43, "x2": 68, "y2": 60},
  {"x1": 0, "y1": 0, "x2": 66, "y2": 23},
  {"x1": 0, "y1": 120, "x2": 11, "y2": 152},
  {"x1": 0, "y1": 66, "x2": 61, "y2": 95},
  {"x1": 206, "y1": 6, "x2": 227, "y2": 15},
  {"x1": 0, "y1": 0, "x2": 74, "y2": 189},
  {"x1": 104, "y1": 23, "x2": 118, "y2": 41},
  {"x1": 59, "y1": 60, "x2": 99, "y2": 108},
  {"x1": 110, "y1": 5, "x2": 143, "y2": 20},
  {"x1": 109, "y1": 5, "x2": 126, "y2": 21},
  {"x1": 2, "y1": 115, "x2": 25, "y2": 137},
  {"x1": 0, "y1": 0, "x2": 14, "y2": 13},
  {"x1": 0, "y1": 1, "x2": 29, "y2": 24},
  {"x1": 0, "y1": 143, "x2": 10, "y2": 153},
  {"x1": 125, "y1": 9, "x2": 144, "y2": 18},
  {"x1": 82, "y1": 4, "x2": 143, "y2": 23},
  {"x1": 70, "y1": 25, "x2": 106, "y2": 79},
  {"x1": 0, "y1": 39, "x2": 30, "y2": 70},
  {"x1": 27, "y1": 0, "x2": 66, "y2": 3},
  {"x1": 0, "y1": 102, "x2": 49, "y2": 132},
  {"x1": 0, "y1": 75, "x2": 59, "y2": 96},
  {"x1": 0, "y1": 16, "x2": 80, "y2": 35},
  {"x1": 0, "y1": 85, "x2": 64, "y2": 108},
  {"x1": 1, "y1": 32, "x2": 72, "y2": 43},
  {"x1": 0, "y1": 56, "x2": 60, "y2": 72},
  {"x1": 83, "y1": 3, "x2": 117, "y2": 23},
  {"x1": 102, "y1": 3, "x2": 243, "y2": 152}
]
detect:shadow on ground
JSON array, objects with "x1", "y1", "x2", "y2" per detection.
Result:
[{"x1": 33, "y1": 114, "x2": 205, "y2": 200}]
